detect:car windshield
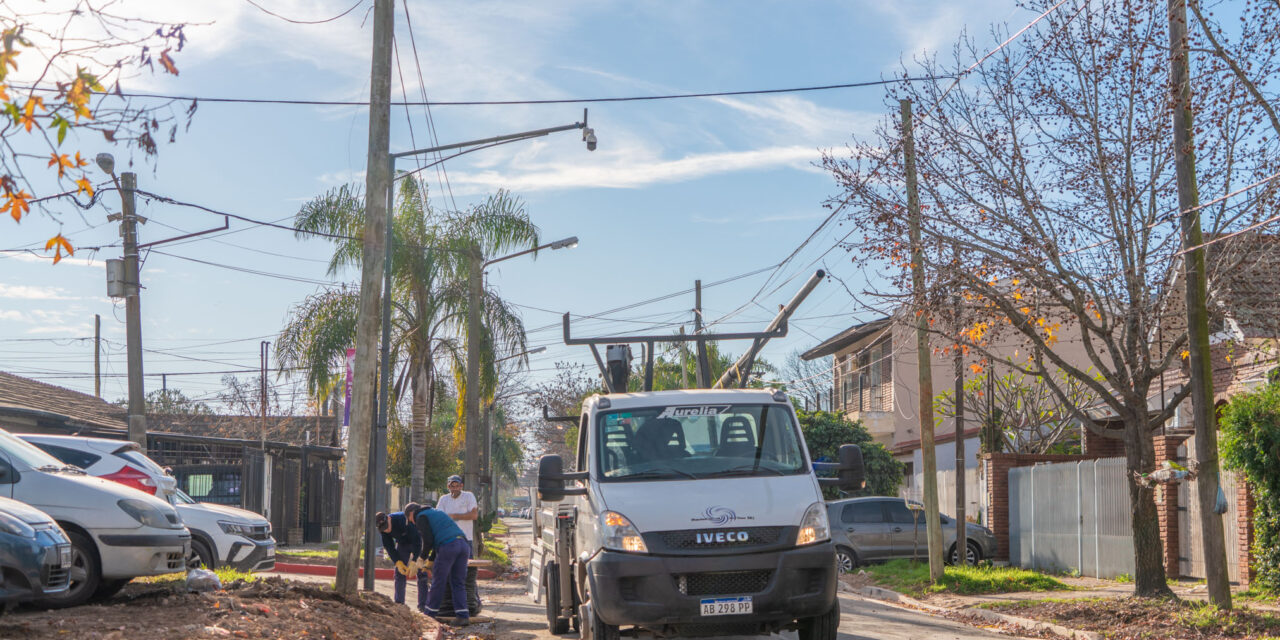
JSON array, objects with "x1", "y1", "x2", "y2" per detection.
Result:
[
  {"x1": 0, "y1": 430, "x2": 67, "y2": 469},
  {"x1": 596, "y1": 403, "x2": 807, "y2": 481}
]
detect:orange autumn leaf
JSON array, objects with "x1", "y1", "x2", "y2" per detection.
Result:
[
  {"x1": 48, "y1": 152, "x2": 75, "y2": 177},
  {"x1": 159, "y1": 49, "x2": 179, "y2": 75},
  {"x1": 74, "y1": 177, "x2": 94, "y2": 197},
  {"x1": 73, "y1": 151, "x2": 88, "y2": 167},
  {"x1": 969, "y1": 363, "x2": 984, "y2": 374},
  {"x1": 4, "y1": 190, "x2": 30, "y2": 221},
  {"x1": 0, "y1": 83, "x2": 7, "y2": 101},
  {"x1": 44, "y1": 233, "x2": 74, "y2": 264}
]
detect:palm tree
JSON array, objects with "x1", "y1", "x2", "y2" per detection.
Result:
[{"x1": 277, "y1": 179, "x2": 538, "y2": 502}]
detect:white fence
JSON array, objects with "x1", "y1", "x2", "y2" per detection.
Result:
[
  {"x1": 902, "y1": 467, "x2": 984, "y2": 525},
  {"x1": 1008, "y1": 457, "x2": 1134, "y2": 578}
]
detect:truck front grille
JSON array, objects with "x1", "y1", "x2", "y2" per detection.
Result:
[
  {"x1": 675, "y1": 570, "x2": 772, "y2": 596},
  {"x1": 658, "y1": 526, "x2": 786, "y2": 550}
]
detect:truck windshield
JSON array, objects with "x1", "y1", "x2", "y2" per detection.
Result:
[{"x1": 596, "y1": 404, "x2": 807, "y2": 481}]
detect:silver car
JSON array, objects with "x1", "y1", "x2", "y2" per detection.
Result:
[{"x1": 826, "y1": 497, "x2": 998, "y2": 573}]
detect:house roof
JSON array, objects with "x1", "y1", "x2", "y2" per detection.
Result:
[
  {"x1": 148, "y1": 413, "x2": 342, "y2": 448},
  {"x1": 0, "y1": 371, "x2": 127, "y2": 432},
  {"x1": 800, "y1": 317, "x2": 891, "y2": 361}
]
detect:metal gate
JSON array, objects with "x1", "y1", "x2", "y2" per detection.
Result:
[
  {"x1": 1178, "y1": 436, "x2": 1241, "y2": 582},
  {"x1": 241, "y1": 449, "x2": 266, "y2": 514},
  {"x1": 1008, "y1": 457, "x2": 1134, "y2": 578},
  {"x1": 270, "y1": 456, "x2": 300, "y2": 545}
]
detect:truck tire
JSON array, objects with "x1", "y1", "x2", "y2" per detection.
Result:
[
  {"x1": 797, "y1": 601, "x2": 840, "y2": 640},
  {"x1": 544, "y1": 564, "x2": 569, "y2": 634},
  {"x1": 588, "y1": 604, "x2": 620, "y2": 640},
  {"x1": 36, "y1": 530, "x2": 100, "y2": 608}
]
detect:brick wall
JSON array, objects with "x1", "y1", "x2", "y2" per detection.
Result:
[
  {"x1": 1239, "y1": 480, "x2": 1256, "y2": 585},
  {"x1": 1084, "y1": 429, "x2": 1126, "y2": 457},
  {"x1": 983, "y1": 452, "x2": 1103, "y2": 561},
  {"x1": 1152, "y1": 435, "x2": 1185, "y2": 578}
]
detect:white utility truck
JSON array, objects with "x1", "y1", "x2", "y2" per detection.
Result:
[
  {"x1": 530, "y1": 271, "x2": 862, "y2": 639},
  {"x1": 531, "y1": 388, "x2": 864, "y2": 639}
]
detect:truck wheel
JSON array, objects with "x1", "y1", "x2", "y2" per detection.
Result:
[
  {"x1": 36, "y1": 530, "x2": 100, "y2": 608},
  {"x1": 544, "y1": 565, "x2": 569, "y2": 634},
  {"x1": 797, "y1": 601, "x2": 840, "y2": 640},
  {"x1": 588, "y1": 605, "x2": 620, "y2": 640}
]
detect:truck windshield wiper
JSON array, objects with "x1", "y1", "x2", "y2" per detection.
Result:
[
  {"x1": 703, "y1": 464, "x2": 786, "y2": 477},
  {"x1": 622, "y1": 466, "x2": 697, "y2": 480}
]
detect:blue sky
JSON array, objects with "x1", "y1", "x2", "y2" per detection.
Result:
[{"x1": 0, "y1": 0, "x2": 1020, "y2": 408}]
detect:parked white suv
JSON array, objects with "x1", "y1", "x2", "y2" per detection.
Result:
[
  {"x1": 0, "y1": 429, "x2": 189, "y2": 607},
  {"x1": 21, "y1": 434, "x2": 276, "y2": 573}
]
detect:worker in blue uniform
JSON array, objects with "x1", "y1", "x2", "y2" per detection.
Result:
[
  {"x1": 375, "y1": 510, "x2": 428, "y2": 610},
  {"x1": 404, "y1": 501, "x2": 471, "y2": 627}
]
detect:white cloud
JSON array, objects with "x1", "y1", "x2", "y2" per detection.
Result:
[
  {"x1": 0, "y1": 252, "x2": 103, "y2": 269},
  {"x1": 445, "y1": 145, "x2": 823, "y2": 194},
  {"x1": 0, "y1": 284, "x2": 73, "y2": 300}
]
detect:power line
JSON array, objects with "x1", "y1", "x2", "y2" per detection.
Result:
[
  {"x1": 148, "y1": 249, "x2": 348, "y2": 287},
  {"x1": 15, "y1": 76, "x2": 953, "y2": 108},
  {"x1": 243, "y1": 0, "x2": 366, "y2": 25}
]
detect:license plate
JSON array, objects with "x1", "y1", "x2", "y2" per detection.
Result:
[
  {"x1": 58, "y1": 545, "x2": 72, "y2": 568},
  {"x1": 700, "y1": 597, "x2": 753, "y2": 616}
]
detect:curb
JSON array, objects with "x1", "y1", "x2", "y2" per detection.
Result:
[
  {"x1": 850, "y1": 584, "x2": 1101, "y2": 640},
  {"x1": 272, "y1": 562, "x2": 500, "y2": 581}
]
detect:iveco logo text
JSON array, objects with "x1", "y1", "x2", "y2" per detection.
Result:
[
  {"x1": 691, "y1": 506, "x2": 753, "y2": 526},
  {"x1": 657, "y1": 405, "x2": 730, "y2": 419},
  {"x1": 696, "y1": 531, "x2": 749, "y2": 544}
]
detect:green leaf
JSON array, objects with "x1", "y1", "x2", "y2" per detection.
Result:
[{"x1": 52, "y1": 115, "x2": 69, "y2": 145}]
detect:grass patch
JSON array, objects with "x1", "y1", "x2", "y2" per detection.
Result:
[
  {"x1": 490, "y1": 520, "x2": 509, "y2": 535},
  {"x1": 277, "y1": 549, "x2": 339, "y2": 559},
  {"x1": 1113, "y1": 572, "x2": 1133, "y2": 583},
  {"x1": 864, "y1": 560, "x2": 1070, "y2": 597},
  {"x1": 135, "y1": 566, "x2": 257, "y2": 586},
  {"x1": 481, "y1": 540, "x2": 509, "y2": 567}
]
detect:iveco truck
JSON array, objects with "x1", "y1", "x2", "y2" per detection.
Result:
[{"x1": 530, "y1": 387, "x2": 864, "y2": 640}]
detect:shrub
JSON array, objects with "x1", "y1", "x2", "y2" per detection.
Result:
[{"x1": 1220, "y1": 380, "x2": 1280, "y2": 592}]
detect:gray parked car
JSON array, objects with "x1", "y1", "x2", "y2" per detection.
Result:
[
  {"x1": 0, "y1": 496, "x2": 72, "y2": 608},
  {"x1": 826, "y1": 497, "x2": 998, "y2": 573}
]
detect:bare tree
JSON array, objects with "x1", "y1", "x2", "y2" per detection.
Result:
[
  {"x1": 935, "y1": 368, "x2": 1096, "y2": 454},
  {"x1": 781, "y1": 350, "x2": 831, "y2": 410},
  {"x1": 518, "y1": 363, "x2": 598, "y2": 467},
  {"x1": 824, "y1": 0, "x2": 1277, "y2": 597}
]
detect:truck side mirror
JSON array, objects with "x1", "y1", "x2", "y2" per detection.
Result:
[
  {"x1": 837, "y1": 444, "x2": 865, "y2": 490},
  {"x1": 539, "y1": 455, "x2": 567, "y2": 502}
]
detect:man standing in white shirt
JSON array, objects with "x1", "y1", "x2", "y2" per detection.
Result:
[{"x1": 436, "y1": 474, "x2": 479, "y2": 554}]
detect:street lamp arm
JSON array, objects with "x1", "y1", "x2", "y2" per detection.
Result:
[
  {"x1": 391, "y1": 120, "x2": 584, "y2": 160},
  {"x1": 394, "y1": 133, "x2": 547, "y2": 183},
  {"x1": 484, "y1": 236, "x2": 579, "y2": 268}
]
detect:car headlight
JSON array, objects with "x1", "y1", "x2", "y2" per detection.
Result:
[
  {"x1": 118, "y1": 499, "x2": 173, "y2": 529},
  {"x1": 0, "y1": 511, "x2": 35, "y2": 538},
  {"x1": 601, "y1": 511, "x2": 647, "y2": 553},
  {"x1": 219, "y1": 520, "x2": 257, "y2": 537},
  {"x1": 797, "y1": 502, "x2": 830, "y2": 546}
]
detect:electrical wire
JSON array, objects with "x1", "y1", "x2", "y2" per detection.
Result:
[
  {"x1": 12, "y1": 76, "x2": 954, "y2": 108},
  {"x1": 243, "y1": 0, "x2": 366, "y2": 25}
]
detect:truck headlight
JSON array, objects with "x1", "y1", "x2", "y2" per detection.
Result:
[
  {"x1": 601, "y1": 511, "x2": 648, "y2": 553},
  {"x1": 0, "y1": 511, "x2": 35, "y2": 538},
  {"x1": 797, "y1": 502, "x2": 830, "y2": 546},
  {"x1": 118, "y1": 499, "x2": 173, "y2": 529}
]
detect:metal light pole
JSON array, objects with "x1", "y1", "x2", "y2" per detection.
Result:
[
  {"x1": 364, "y1": 117, "x2": 593, "y2": 579},
  {"x1": 465, "y1": 237, "x2": 577, "y2": 553}
]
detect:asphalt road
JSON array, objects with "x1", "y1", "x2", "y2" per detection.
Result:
[{"x1": 280, "y1": 519, "x2": 1021, "y2": 640}]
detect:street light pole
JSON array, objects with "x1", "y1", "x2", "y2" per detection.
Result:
[{"x1": 369, "y1": 116, "x2": 593, "y2": 563}]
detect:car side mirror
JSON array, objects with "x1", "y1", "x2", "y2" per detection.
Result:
[
  {"x1": 838, "y1": 444, "x2": 865, "y2": 490},
  {"x1": 538, "y1": 454, "x2": 588, "y2": 503},
  {"x1": 538, "y1": 455, "x2": 566, "y2": 502}
]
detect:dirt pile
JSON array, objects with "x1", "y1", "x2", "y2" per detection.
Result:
[
  {"x1": 977, "y1": 597, "x2": 1280, "y2": 639},
  {"x1": 1, "y1": 576, "x2": 433, "y2": 640}
]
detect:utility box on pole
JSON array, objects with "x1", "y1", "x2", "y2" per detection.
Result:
[{"x1": 106, "y1": 259, "x2": 126, "y2": 298}]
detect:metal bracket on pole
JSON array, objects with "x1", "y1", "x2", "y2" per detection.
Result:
[
  {"x1": 138, "y1": 216, "x2": 230, "y2": 249},
  {"x1": 543, "y1": 406, "x2": 578, "y2": 424}
]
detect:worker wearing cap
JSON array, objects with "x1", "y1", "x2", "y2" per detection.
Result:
[
  {"x1": 436, "y1": 474, "x2": 479, "y2": 553},
  {"x1": 375, "y1": 510, "x2": 428, "y2": 610},
  {"x1": 404, "y1": 501, "x2": 470, "y2": 626}
]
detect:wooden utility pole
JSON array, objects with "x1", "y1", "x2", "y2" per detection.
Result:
[
  {"x1": 679, "y1": 326, "x2": 690, "y2": 389},
  {"x1": 693, "y1": 281, "x2": 711, "y2": 388},
  {"x1": 1169, "y1": 0, "x2": 1231, "y2": 610},
  {"x1": 336, "y1": 0, "x2": 393, "y2": 596},
  {"x1": 93, "y1": 314, "x2": 101, "y2": 398},
  {"x1": 902, "y1": 98, "x2": 944, "y2": 582},
  {"x1": 120, "y1": 172, "x2": 147, "y2": 448}
]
